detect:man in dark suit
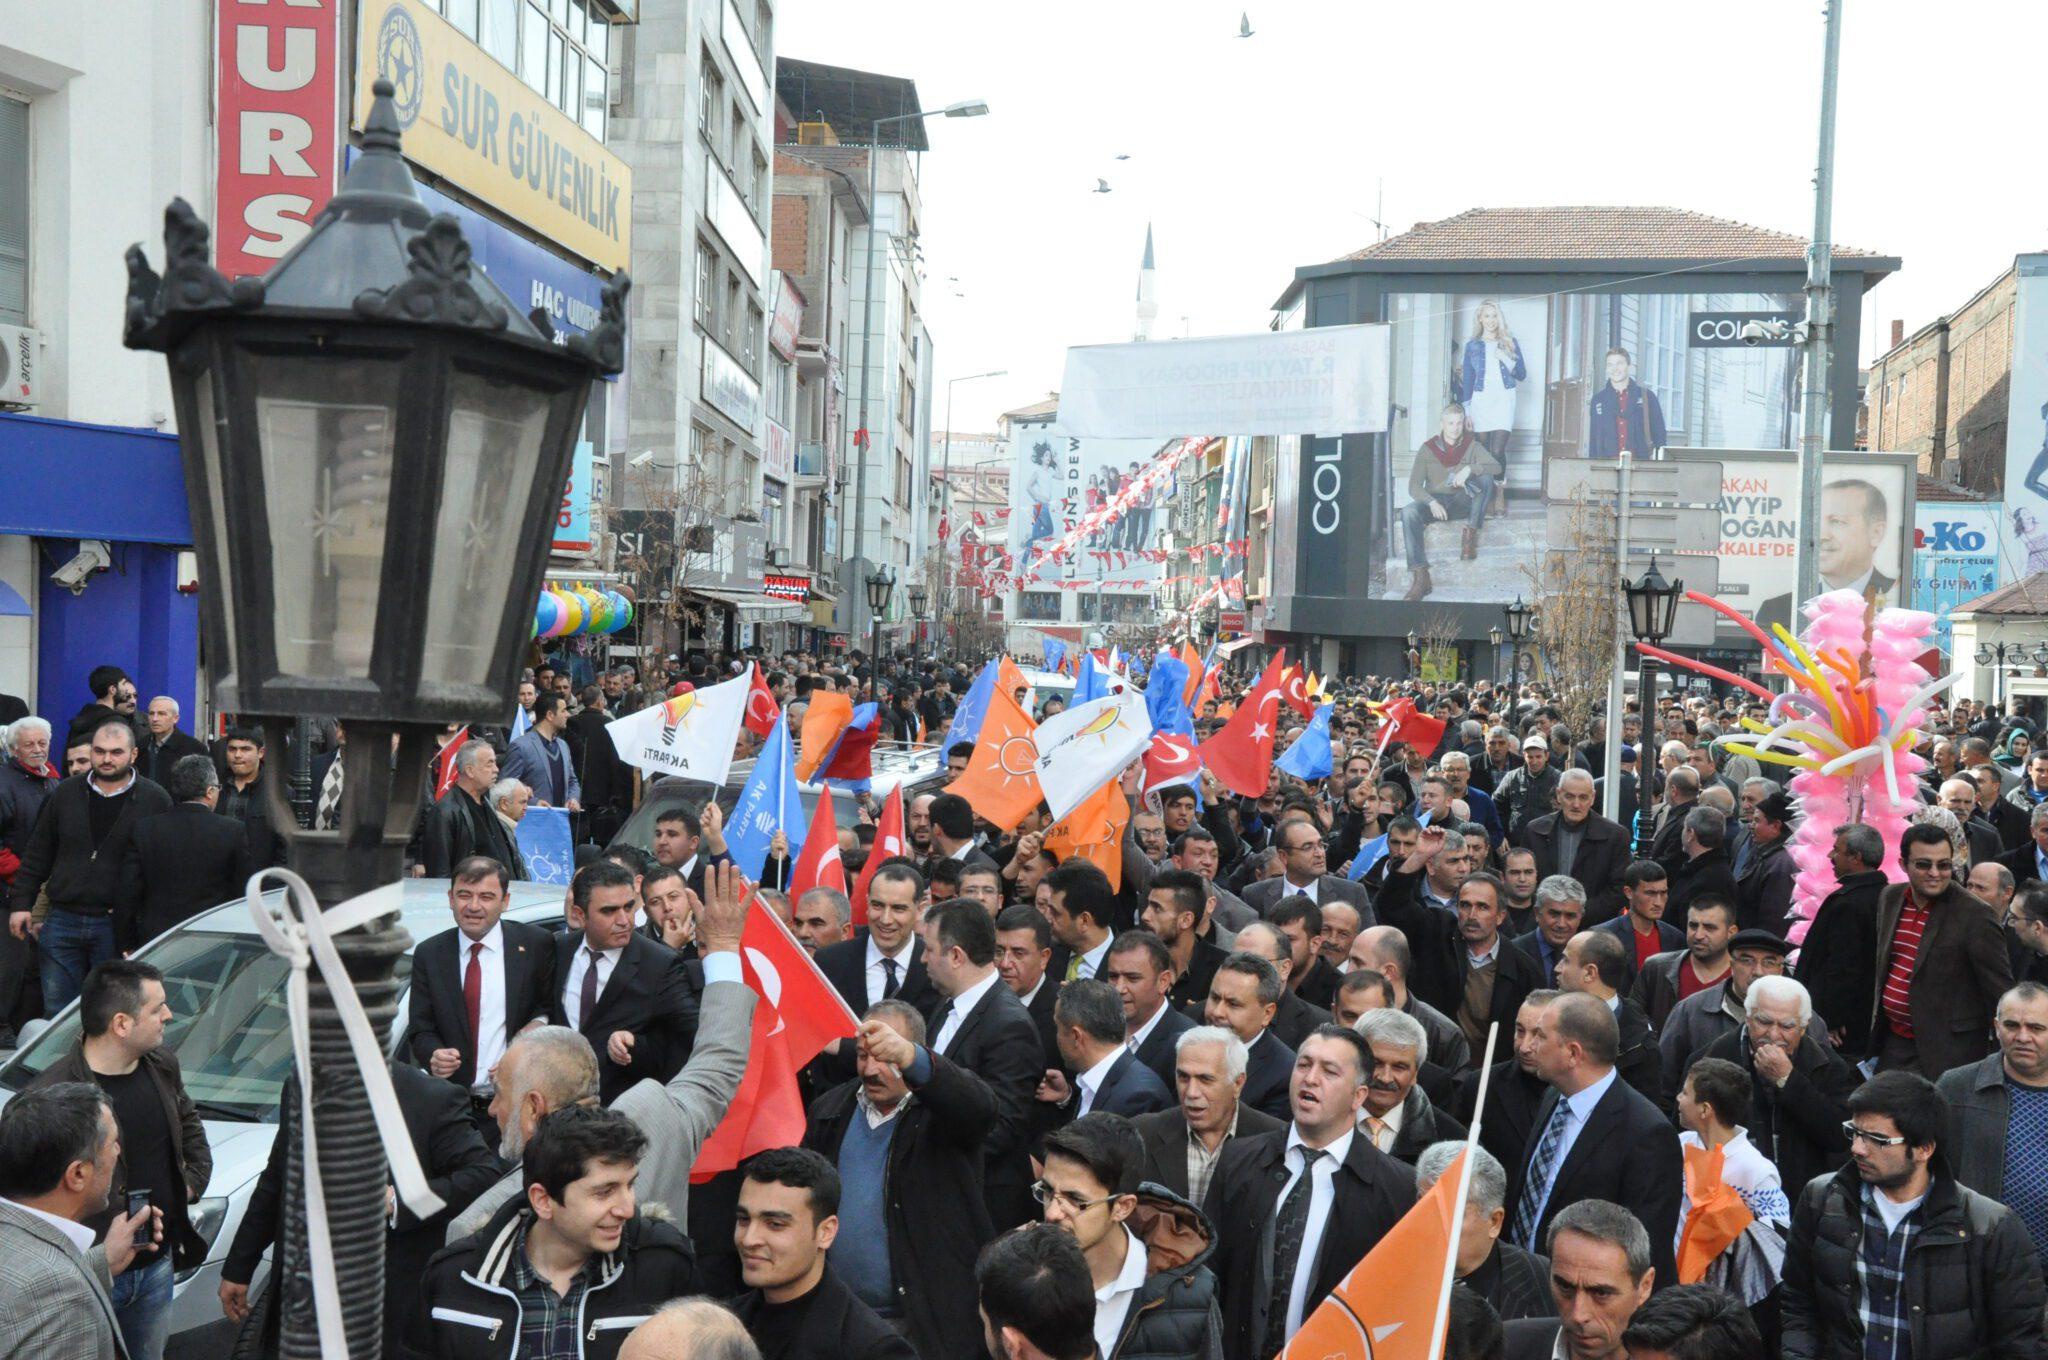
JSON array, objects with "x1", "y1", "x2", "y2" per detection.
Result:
[
  {"x1": 1234, "y1": 920, "x2": 1333, "y2": 1051},
  {"x1": 1038, "y1": 978, "x2": 1172, "y2": 1123},
  {"x1": 116, "y1": 753, "x2": 251, "y2": 951},
  {"x1": 567, "y1": 684, "x2": 633, "y2": 846},
  {"x1": 1998, "y1": 800, "x2": 2048, "y2": 888},
  {"x1": 405, "y1": 854, "x2": 559, "y2": 1138},
  {"x1": 1795, "y1": 822, "x2": 1888, "y2": 1052},
  {"x1": 1105, "y1": 930, "x2": 1196, "y2": 1088},
  {"x1": 650, "y1": 801, "x2": 733, "y2": 900},
  {"x1": 803, "y1": 1000, "x2": 996, "y2": 1360},
  {"x1": 995, "y1": 903, "x2": 1062, "y2": 1070},
  {"x1": 1498, "y1": 1199, "x2": 1657, "y2": 1360},
  {"x1": 1133, "y1": 1025, "x2": 1285, "y2": 1203},
  {"x1": 137, "y1": 696, "x2": 207, "y2": 787},
  {"x1": 1666, "y1": 805, "x2": 1739, "y2": 923},
  {"x1": 1044, "y1": 859, "x2": 1118, "y2": 984},
  {"x1": 1241, "y1": 818, "x2": 1376, "y2": 925},
  {"x1": 1269, "y1": 895, "x2": 1344, "y2": 1010},
  {"x1": 1518, "y1": 769, "x2": 1630, "y2": 924},
  {"x1": 549, "y1": 858, "x2": 698, "y2": 1105},
  {"x1": 219, "y1": 1059, "x2": 503, "y2": 1356},
  {"x1": 1374, "y1": 827, "x2": 1545, "y2": 1061},
  {"x1": 1205, "y1": 1025, "x2": 1416, "y2": 1358},
  {"x1": 920, "y1": 899, "x2": 1047, "y2": 1231},
  {"x1": 925, "y1": 791, "x2": 1000, "y2": 880},
  {"x1": 813, "y1": 861, "x2": 940, "y2": 1020},
  {"x1": 1504, "y1": 993, "x2": 1682, "y2": 1293},
  {"x1": 1555, "y1": 930, "x2": 1666, "y2": 1116},
  {"x1": 1457, "y1": 990, "x2": 1562, "y2": 1198},
  {"x1": 1204, "y1": 952, "x2": 1298, "y2": 1122},
  {"x1": 1867, "y1": 822, "x2": 2014, "y2": 1076}
]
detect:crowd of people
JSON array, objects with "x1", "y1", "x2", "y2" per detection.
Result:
[{"x1": 5, "y1": 652, "x2": 2048, "y2": 1360}]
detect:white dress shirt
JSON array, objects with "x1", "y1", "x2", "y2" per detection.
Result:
[
  {"x1": 462, "y1": 923, "x2": 508, "y2": 1093},
  {"x1": 1127, "y1": 998, "x2": 1172, "y2": 1056},
  {"x1": 1019, "y1": 976, "x2": 1047, "y2": 1010},
  {"x1": 865, "y1": 935, "x2": 918, "y2": 1009},
  {"x1": 1284, "y1": 876, "x2": 1322, "y2": 905},
  {"x1": 934, "y1": 968, "x2": 1001, "y2": 1055},
  {"x1": 1280, "y1": 1124, "x2": 1355, "y2": 1338},
  {"x1": 563, "y1": 941, "x2": 624, "y2": 1030},
  {"x1": 1074, "y1": 1046, "x2": 1124, "y2": 1117},
  {"x1": 1092, "y1": 1226, "x2": 1150, "y2": 1360},
  {"x1": 1067, "y1": 934, "x2": 1113, "y2": 981},
  {"x1": 2, "y1": 1197, "x2": 95, "y2": 1254},
  {"x1": 1360, "y1": 1095, "x2": 1405, "y2": 1154}
]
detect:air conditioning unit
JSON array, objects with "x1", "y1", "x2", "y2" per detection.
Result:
[{"x1": 0, "y1": 323, "x2": 42, "y2": 411}]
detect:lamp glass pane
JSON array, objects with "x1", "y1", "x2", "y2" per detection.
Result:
[
  {"x1": 190, "y1": 364, "x2": 239, "y2": 670},
  {"x1": 251, "y1": 353, "x2": 401, "y2": 681},
  {"x1": 419, "y1": 368, "x2": 556, "y2": 687}
]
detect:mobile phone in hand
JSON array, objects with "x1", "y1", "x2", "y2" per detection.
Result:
[
  {"x1": 126, "y1": 1189, "x2": 151, "y2": 1220},
  {"x1": 126, "y1": 1189, "x2": 156, "y2": 1252}
]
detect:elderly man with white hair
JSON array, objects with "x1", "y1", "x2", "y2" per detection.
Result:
[
  {"x1": 1684, "y1": 973, "x2": 1859, "y2": 1192},
  {"x1": 0, "y1": 715, "x2": 59, "y2": 1042},
  {"x1": 1353, "y1": 1007, "x2": 1467, "y2": 1163},
  {"x1": 1131, "y1": 1024, "x2": 1283, "y2": 1205},
  {"x1": 1516, "y1": 767, "x2": 1631, "y2": 923},
  {"x1": 139, "y1": 695, "x2": 207, "y2": 785},
  {"x1": 1937, "y1": 775, "x2": 2005, "y2": 870},
  {"x1": 1414, "y1": 1141, "x2": 1555, "y2": 1322},
  {"x1": 486, "y1": 777, "x2": 533, "y2": 881}
]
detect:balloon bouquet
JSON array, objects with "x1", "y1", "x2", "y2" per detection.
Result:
[{"x1": 1635, "y1": 589, "x2": 1955, "y2": 943}]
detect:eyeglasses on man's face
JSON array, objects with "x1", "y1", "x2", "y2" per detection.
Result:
[
  {"x1": 1906, "y1": 858, "x2": 1953, "y2": 874},
  {"x1": 1031, "y1": 1180, "x2": 1119, "y2": 1214},
  {"x1": 1841, "y1": 1122, "x2": 1909, "y2": 1149}
]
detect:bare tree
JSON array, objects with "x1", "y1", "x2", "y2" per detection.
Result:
[
  {"x1": 612, "y1": 458, "x2": 748, "y2": 658},
  {"x1": 1523, "y1": 489, "x2": 1619, "y2": 737},
  {"x1": 1416, "y1": 607, "x2": 1462, "y2": 683}
]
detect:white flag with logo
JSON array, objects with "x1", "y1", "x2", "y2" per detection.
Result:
[
  {"x1": 606, "y1": 671, "x2": 750, "y2": 785},
  {"x1": 1033, "y1": 688, "x2": 1153, "y2": 823}
]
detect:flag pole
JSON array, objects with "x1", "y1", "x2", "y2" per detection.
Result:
[{"x1": 1427, "y1": 1021, "x2": 1500, "y2": 1360}]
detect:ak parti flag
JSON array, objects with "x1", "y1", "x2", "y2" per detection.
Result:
[
  {"x1": 743, "y1": 664, "x2": 782, "y2": 739},
  {"x1": 691, "y1": 892, "x2": 859, "y2": 1180},
  {"x1": 432, "y1": 726, "x2": 470, "y2": 799},
  {"x1": 1676, "y1": 1142, "x2": 1755, "y2": 1284},
  {"x1": 949, "y1": 687, "x2": 1044, "y2": 832},
  {"x1": 1197, "y1": 649, "x2": 1288, "y2": 798},
  {"x1": 1283, "y1": 1145, "x2": 1467, "y2": 1360},
  {"x1": 1044, "y1": 781, "x2": 1130, "y2": 892},
  {"x1": 849, "y1": 785, "x2": 906, "y2": 927},
  {"x1": 795, "y1": 692, "x2": 855, "y2": 782},
  {"x1": 789, "y1": 783, "x2": 847, "y2": 897}
]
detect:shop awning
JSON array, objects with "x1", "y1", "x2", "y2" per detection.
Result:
[{"x1": 684, "y1": 586, "x2": 808, "y2": 622}]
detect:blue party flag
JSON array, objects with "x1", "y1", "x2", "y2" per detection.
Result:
[
  {"x1": 726, "y1": 714, "x2": 799, "y2": 879},
  {"x1": 1347, "y1": 832, "x2": 1389, "y2": 881},
  {"x1": 1043, "y1": 638, "x2": 1068, "y2": 673},
  {"x1": 1275, "y1": 703, "x2": 1335, "y2": 782},
  {"x1": 941, "y1": 658, "x2": 999, "y2": 753}
]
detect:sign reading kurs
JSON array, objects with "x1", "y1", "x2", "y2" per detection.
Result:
[{"x1": 353, "y1": 0, "x2": 632, "y2": 273}]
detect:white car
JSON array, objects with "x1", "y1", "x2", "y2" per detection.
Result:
[{"x1": 0, "y1": 879, "x2": 568, "y2": 1357}]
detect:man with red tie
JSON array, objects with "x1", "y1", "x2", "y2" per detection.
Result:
[{"x1": 405, "y1": 855, "x2": 559, "y2": 1141}]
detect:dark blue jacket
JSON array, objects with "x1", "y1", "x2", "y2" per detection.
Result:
[
  {"x1": 1456, "y1": 336, "x2": 1527, "y2": 404},
  {"x1": 1586, "y1": 380, "x2": 1667, "y2": 458}
]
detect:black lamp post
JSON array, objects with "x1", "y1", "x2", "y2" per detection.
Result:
[
  {"x1": 1977, "y1": 639, "x2": 2028, "y2": 709},
  {"x1": 866, "y1": 568, "x2": 895, "y2": 671},
  {"x1": 123, "y1": 81, "x2": 625, "y2": 1358},
  {"x1": 1624, "y1": 557, "x2": 1683, "y2": 855},
  {"x1": 908, "y1": 583, "x2": 928, "y2": 654},
  {"x1": 1504, "y1": 595, "x2": 1534, "y2": 687},
  {"x1": 1406, "y1": 629, "x2": 1421, "y2": 681}
]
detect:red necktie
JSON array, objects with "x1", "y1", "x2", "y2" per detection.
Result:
[{"x1": 464, "y1": 941, "x2": 484, "y2": 1058}]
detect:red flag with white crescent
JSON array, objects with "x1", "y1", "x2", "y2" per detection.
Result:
[
  {"x1": 850, "y1": 785, "x2": 905, "y2": 927},
  {"x1": 1143, "y1": 732, "x2": 1202, "y2": 793},
  {"x1": 1196, "y1": 650, "x2": 1288, "y2": 798},
  {"x1": 743, "y1": 663, "x2": 782, "y2": 739},
  {"x1": 790, "y1": 783, "x2": 847, "y2": 897},
  {"x1": 433, "y1": 726, "x2": 470, "y2": 799}
]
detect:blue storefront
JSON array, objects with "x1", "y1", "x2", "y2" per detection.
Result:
[{"x1": 0, "y1": 412, "x2": 200, "y2": 724}]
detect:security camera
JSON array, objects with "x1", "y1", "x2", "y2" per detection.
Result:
[
  {"x1": 1738, "y1": 319, "x2": 1792, "y2": 347},
  {"x1": 50, "y1": 540, "x2": 112, "y2": 595}
]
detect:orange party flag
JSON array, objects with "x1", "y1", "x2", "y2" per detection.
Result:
[
  {"x1": 1283, "y1": 1145, "x2": 1466, "y2": 1360},
  {"x1": 1043, "y1": 782, "x2": 1129, "y2": 892},
  {"x1": 948, "y1": 686, "x2": 1044, "y2": 832},
  {"x1": 795, "y1": 691, "x2": 854, "y2": 782},
  {"x1": 1676, "y1": 1142, "x2": 1754, "y2": 1284}
]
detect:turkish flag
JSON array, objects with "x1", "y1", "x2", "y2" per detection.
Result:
[
  {"x1": 850, "y1": 785, "x2": 906, "y2": 927},
  {"x1": 1279, "y1": 663, "x2": 1315, "y2": 721},
  {"x1": 790, "y1": 784, "x2": 847, "y2": 897},
  {"x1": 433, "y1": 726, "x2": 470, "y2": 799},
  {"x1": 743, "y1": 664, "x2": 781, "y2": 739},
  {"x1": 949, "y1": 686, "x2": 1045, "y2": 831},
  {"x1": 1197, "y1": 650, "x2": 1288, "y2": 798},
  {"x1": 691, "y1": 891, "x2": 859, "y2": 1180},
  {"x1": 1143, "y1": 732, "x2": 1202, "y2": 793},
  {"x1": 1378, "y1": 697, "x2": 1447, "y2": 758}
]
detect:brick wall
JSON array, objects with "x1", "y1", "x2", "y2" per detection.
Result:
[{"x1": 1863, "y1": 265, "x2": 2015, "y2": 494}]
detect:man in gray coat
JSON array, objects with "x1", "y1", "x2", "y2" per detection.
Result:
[
  {"x1": 447, "y1": 860, "x2": 757, "y2": 1240},
  {"x1": 0, "y1": 1081, "x2": 158, "y2": 1360},
  {"x1": 1937, "y1": 980, "x2": 2048, "y2": 1269}
]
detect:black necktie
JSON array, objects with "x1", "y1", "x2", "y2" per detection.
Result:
[
  {"x1": 881, "y1": 956, "x2": 901, "y2": 1000},
  {"x1": 579, "y1": 947, "x2": 602, "y2": 1029},
  {"x1": 1265, "y1": 1147, "x2": 1326, "y2": 1357}
]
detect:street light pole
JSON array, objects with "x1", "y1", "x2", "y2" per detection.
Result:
[
  {"x1": 941, "y1": 368, "x2": 1005, "y2": 658},
  {"x1": 1792, "y1": 0, "x2": 1844, "y2": 610},
  {"x1": 849, "y1": 101, "x2": 987, "y2": 659},
  {"x1": 1626, "y1": 558, "x2": 1682, "y2": 857}
]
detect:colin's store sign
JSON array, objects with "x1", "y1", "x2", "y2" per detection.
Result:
[{"x1": 354, "y1": 0, "x2": 632, "y2": 273}]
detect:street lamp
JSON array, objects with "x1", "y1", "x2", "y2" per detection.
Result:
[
  {"x1": 866, "y1": 567, "x2": 896, "y2": 672},
  {"x1": 1488, "y1": 625, "x2": 1504, "y2": 683},
  {"x1": 940, "y1": 368, "x2": 1006, "y2": 656},
  {"x1": 1624, "y1": 557, "x2": 1683, "y2": 855},
  {"x1": 122, "y1": 81, "x2": 624, "y2": 1358},
  {"x1": 1977, "y1": 639, "x2": 2029, "y2": 709},
  {"x1": 849, "y1": 100, "x2": 988, "y2": 659},
  {"x1": 908, "y1": 583, "x2": 929, "y2": 653},
  {"x1": 1406, "y1": 629, "x2": 1421, "y2": 681},
  {"x1": 1504, "y1": 595, "x2": 1534, "y2": 685}
]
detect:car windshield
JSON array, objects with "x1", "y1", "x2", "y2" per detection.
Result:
[{"x1": 1, "y1": 929, "x2": 413, "y2": 1122}]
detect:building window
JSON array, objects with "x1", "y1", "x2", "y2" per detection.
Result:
[
  {"x1": 695, "y1": 240, "x2": 716, "y2": 327},
  {"x1": 701, "y1": 53, "x2": 725, "y2": 153},
  {"x1": 745, "y1": 303, "x2": 764, "y2": 363},
  {"x1": 1019, "y1": 590, "x2": 1061, "y2": 622},
  {"x1": 751, "y1": 148, "x2": 769, "y2": 218},
  {"x1": 725, "y1": 274, "x2": 743, "y2": 352},
  {"x1": 479, "y1": 0, "x2": 519, "y2": 67},
  {"x1": 521, "y1": 2, "x2": 549, "y2": 96},
  {"x1": 0, "y1": 96, "x2": 24, "y2": 325}
]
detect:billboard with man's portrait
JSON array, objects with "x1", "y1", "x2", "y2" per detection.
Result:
[{"x1": 1372, "y1": 287, "x2": 1802, "y2": 605}]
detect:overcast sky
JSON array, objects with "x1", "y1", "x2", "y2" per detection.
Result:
[{"x1": 778, "y1": 0, "x2": 2045, "y2": 439}]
